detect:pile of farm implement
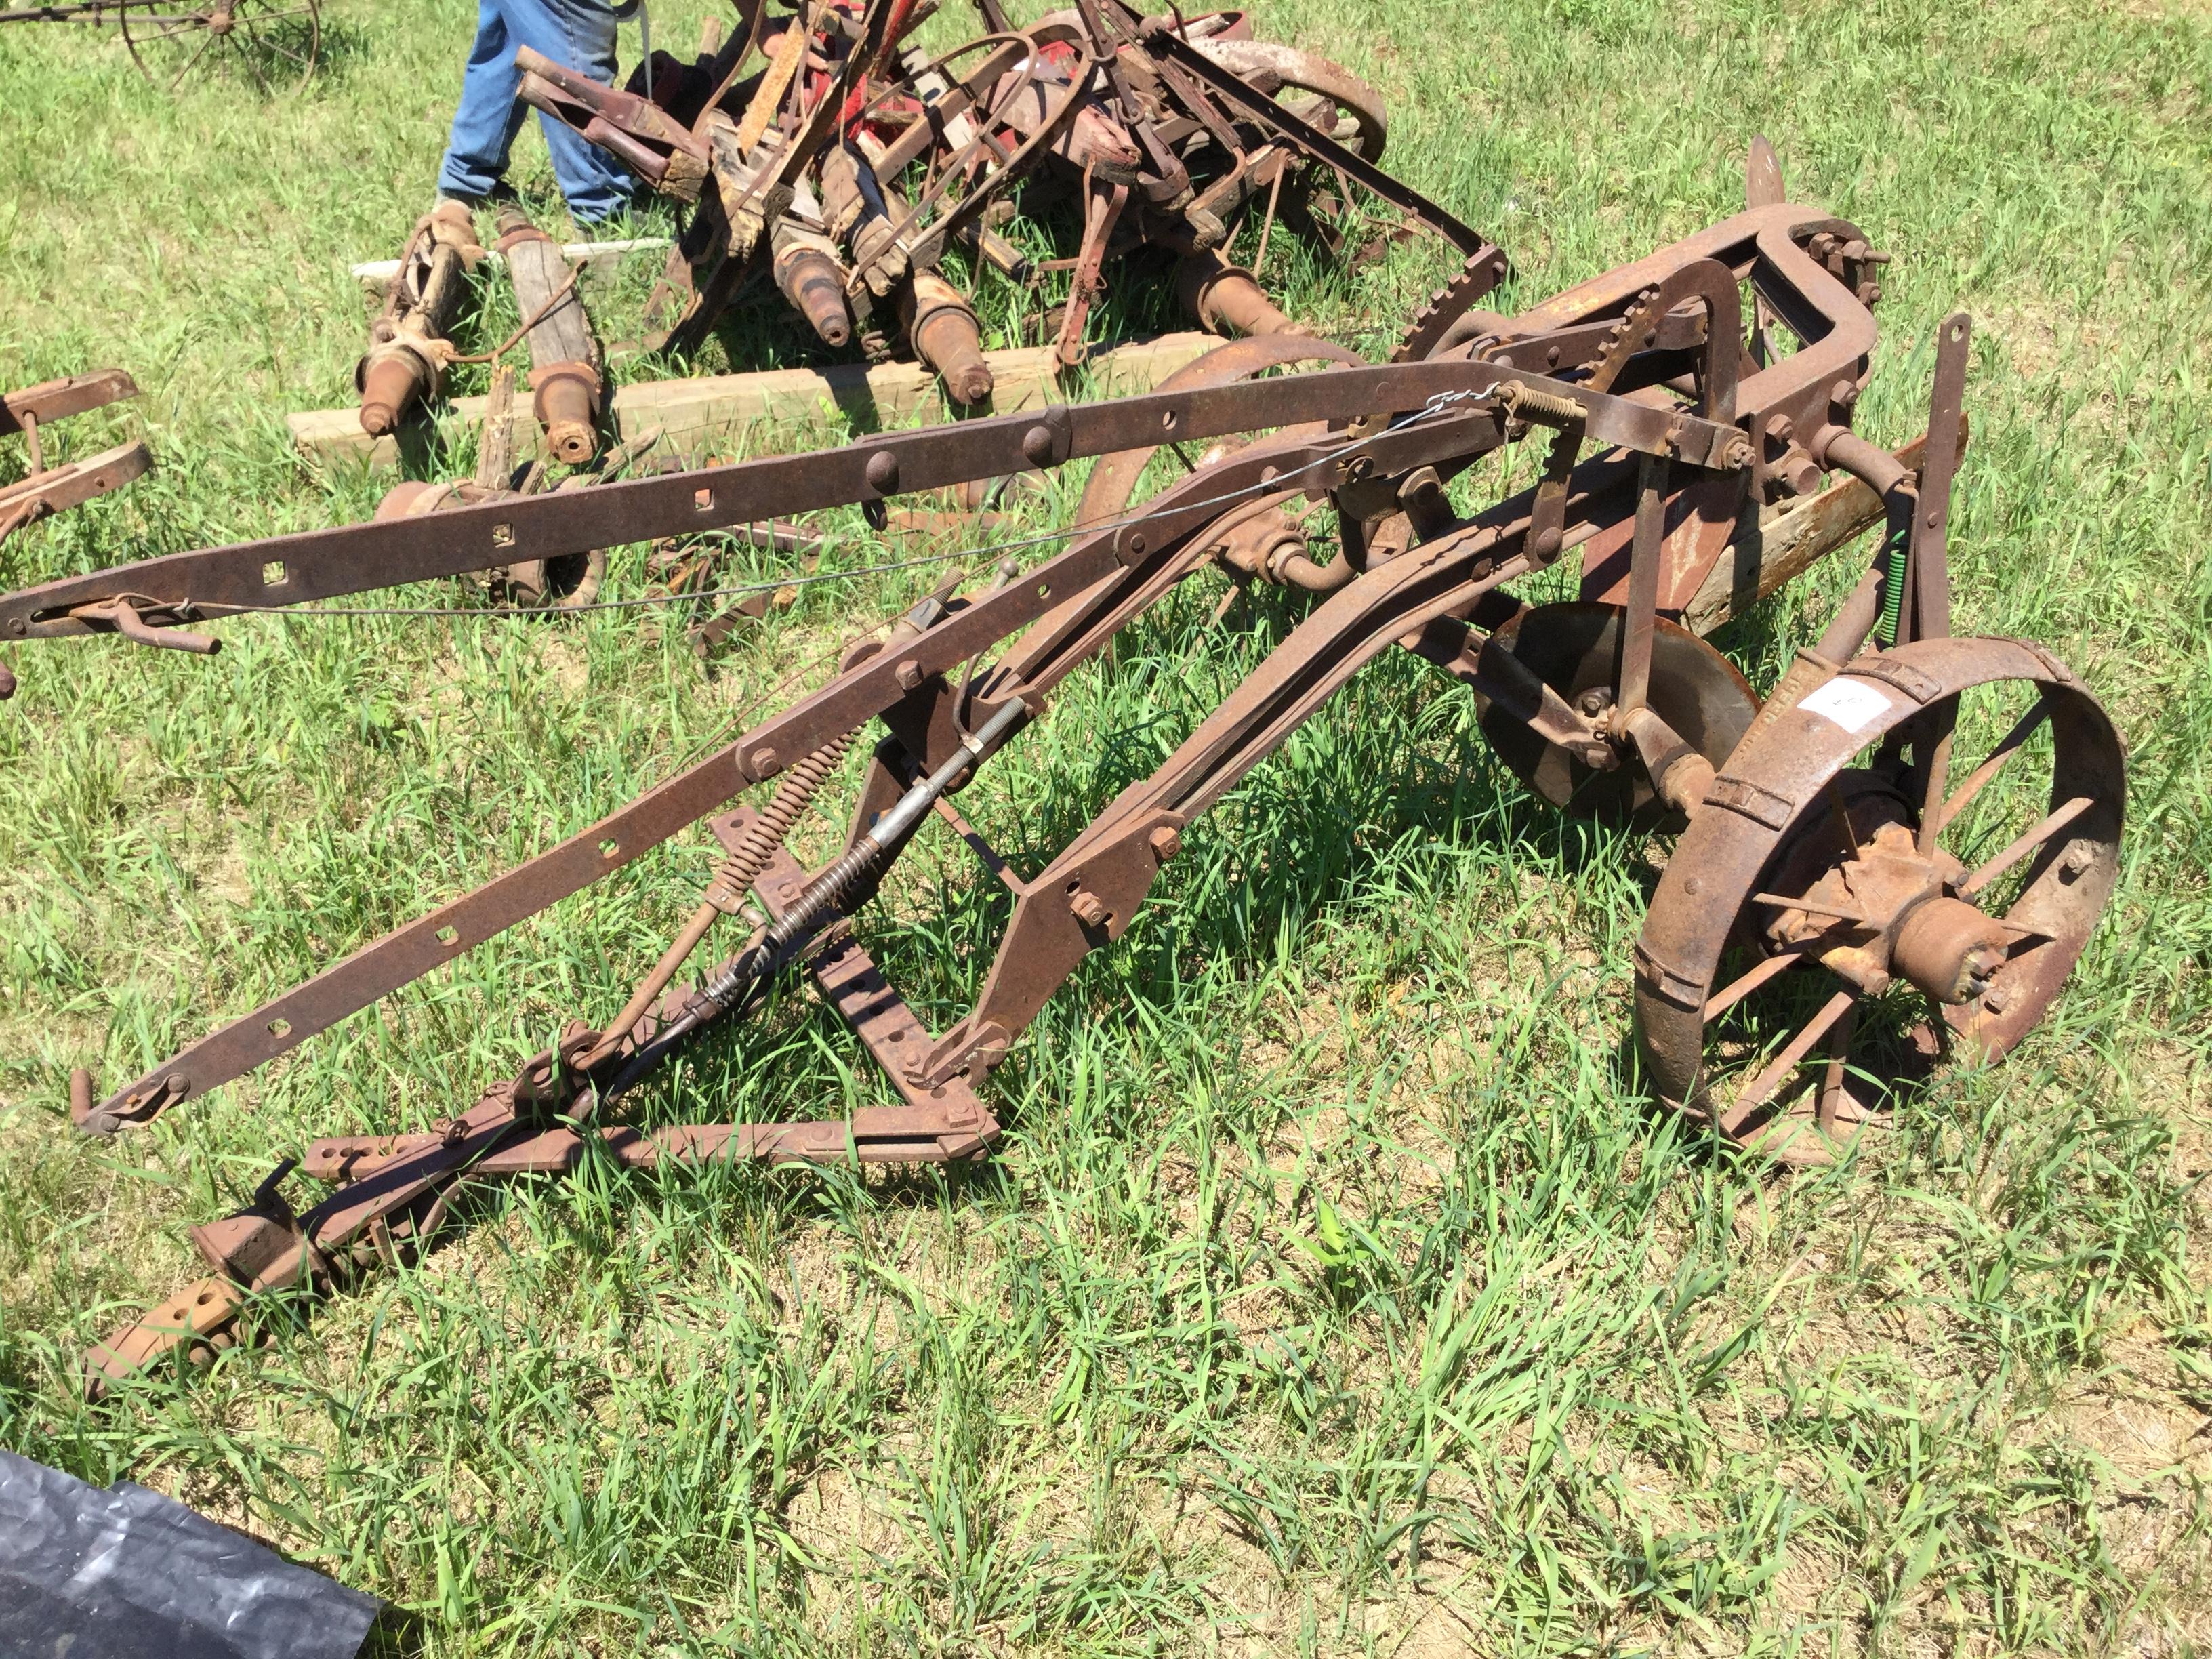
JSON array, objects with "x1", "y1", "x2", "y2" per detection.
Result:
[
  {"x1": 350, "y1": 0, "x2": 1483, "y2": 447},
  {"x1": 0, "y1": 6, "x2": 2123, "y2": 1401}
]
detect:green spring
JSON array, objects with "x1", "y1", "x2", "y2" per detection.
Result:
[{"x1": 1877, "y1": 525, "x2": 1909, "y2": 647}]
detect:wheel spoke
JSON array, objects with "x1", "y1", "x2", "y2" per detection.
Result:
[
  {"x1": 1752, "y1": 891, "x2": 1875, "y2": 926},
  {"x1": 1935, "y1": 693, "x2": 2051, "y2": 836},
  {"x1": 167, "y1": 28, "x2": 214, "y2": 89},
  {"x1": 1719, "y1": 987, "x2": 1858, "y2": 1136},
  {"x1": 1814, "y1": 1003, "x2": 1858, "y2": 1135},
  {"x1": 1915, "y1": 716, "x2": 1958, "y2": 859},
  {"x1": 1957, "y1": 795, "x2": 2093, "y2": 903},
  {"x1": 1702, "y1": 947, "x2": 1807, "y2": 1021}
]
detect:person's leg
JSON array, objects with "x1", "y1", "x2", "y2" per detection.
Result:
[
  {"x1": 436, "y1": 0, "x2": 529, "y2": 202},
  {"x1": 505, "y1": 0, "x2": 635, "y2": 225}
]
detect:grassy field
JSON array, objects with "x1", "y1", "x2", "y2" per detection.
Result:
[{"x1": 3, "y1": 0, "x2": 2211, "y2": 1652}]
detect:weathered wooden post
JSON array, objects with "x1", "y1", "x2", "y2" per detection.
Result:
[{"x1": 491, "y1": 205, "x2": 604, "y2": 464}]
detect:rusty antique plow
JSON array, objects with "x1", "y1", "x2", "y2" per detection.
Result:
[{"x1": 1, "y1": 167, "x2": 2121, "y2": 1397}]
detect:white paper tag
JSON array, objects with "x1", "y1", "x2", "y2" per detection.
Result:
[{"x1": 1797, "y1": 676, "x2": 1893, "y2": 735}]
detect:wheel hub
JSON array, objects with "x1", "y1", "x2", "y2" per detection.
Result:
[
  {"x1": 1892, "y1": 898, "x2": 2013, "y2": 1004},
  {"x1": 1755, "y1": 771, "x2": 2007, "y2": 1005}
]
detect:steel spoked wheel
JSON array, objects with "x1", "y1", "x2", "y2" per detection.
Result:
[
  {"x1": 1071, "y1": 333, "x2": 1363, "y2": 527},
  {"x1": 1191, "y1": 39, "x2": 1389, "y2": 163},
  {"x1": 1189, "y1": 40, "x2": 1391, "y2": 263},
  {"x1": 1634, "y1": 637, "x2": 2124, "y2": 1166},
  {"x1": 121, "y1": 0, "x2": 321, "y2": 95}
]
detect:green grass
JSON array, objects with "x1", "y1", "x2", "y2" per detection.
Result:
[{"x1": 3, "y1": 0, "x2": 2211, "y2": 1652}]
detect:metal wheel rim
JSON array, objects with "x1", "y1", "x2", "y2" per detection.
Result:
[
  {"x1": 121, "y1": 0, "x2": 319, "y2": 94},
  {"x1": 1634, "y1": 638, "x2": 2125, "y2": 1164},
  {"x1": 1191, "y1": 39, "x2": 1389, "y2": 163}
]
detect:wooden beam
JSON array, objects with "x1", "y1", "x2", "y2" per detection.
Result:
[
  {"x1": 287, "y1": 333, "x2": 1221, "y2": 471},
  {"x1": 1682, "y1": 430, "x2": 1937, "y2": 636},
  {"x1": 348, "y1": 237, "x2": 671, "y2": 290}
]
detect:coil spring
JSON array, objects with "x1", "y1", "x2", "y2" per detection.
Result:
[
  {"x1": 1877, "y1": 523, "x2": 1910, "y2": 647},
  {"x1": 1497, "y1": 380, "x2": 1587, "y2": 426},
  {"x1": 705, "y1": 731, "x2": 856, "y2": 909},
  {"x1": 699, "y1": 836, "x2": 882, "y2": 1011}
]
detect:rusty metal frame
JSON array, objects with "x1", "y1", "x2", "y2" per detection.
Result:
[{"x1": 41, "y1": 192, "x2": 2119, "y2": 1393}]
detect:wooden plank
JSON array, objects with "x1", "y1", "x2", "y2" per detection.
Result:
[
  {"x1": 349, "y1": 237, "x2": 671, "y2": 289},
  {"x1": 1682, "y1": 430, "x2": 1936, "y2": 636},
  {"x1": 288, "y1": 332, "x2": 1221, "y2": 471}
]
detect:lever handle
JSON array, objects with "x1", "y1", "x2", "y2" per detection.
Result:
[{"x1": 68, "y1": 598, "x2": 222, "y2": 655}]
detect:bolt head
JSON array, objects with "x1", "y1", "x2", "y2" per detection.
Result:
[
  {"x1": 749, "y1": 746, "x2": 778, "y2": 775},
  {"x1": 895, "y1": 659, "x2": 926, "y2": 691},
  {"x1": 1149, "y1": 825, "x2": 1182, "y2": 862},
  {"x1": 1069, "y1": 890, "x2": 1109, "y2": 928}
]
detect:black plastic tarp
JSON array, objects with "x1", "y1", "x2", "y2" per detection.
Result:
[{"x1": 0, "y1": 1448, "x2": 382, "y2": 1659}]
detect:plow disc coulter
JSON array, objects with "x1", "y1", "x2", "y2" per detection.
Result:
[{"x1": 5, "y1": 178, "x2": 2121, "y2": 1396}]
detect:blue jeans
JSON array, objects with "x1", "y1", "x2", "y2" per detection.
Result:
[{"x1": 438, "y1": 0, "x2": 634, "y2": 226}]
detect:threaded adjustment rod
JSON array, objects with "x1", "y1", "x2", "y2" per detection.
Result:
[{"x1": 602, "y1": 697, "x2": 1029, "y2": 1097}]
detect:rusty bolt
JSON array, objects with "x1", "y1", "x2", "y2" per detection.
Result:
[
  {"x1": 1149, "y1": 825, "x2": 1182, "y2": 862},
  {"x1": 750, "y1": 746, "x2": 778, "y2": 776},
  {"x1": 1069, "y1": 890, "x2": 1109, "y2": 928},
  {"x1": 1021, "y1": 424, "x2": 1057, "y2": 468},
  {"x1": 865, "y1": 449, "x2": 900, "y2": 495},
  {"x1": 895, "y1": 659, "x2": 926, "y2": 691},
  {"x1": 2060, "y1": 844, "x2": 2095, "y2": 878},
  {"x1": 1577, "y1": 687, "x2": 1611, "y2": 717}
]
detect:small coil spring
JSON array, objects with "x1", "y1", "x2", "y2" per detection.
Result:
[{"x1": 1496, "y1": 380, "x2": 1587, "y2": 426}]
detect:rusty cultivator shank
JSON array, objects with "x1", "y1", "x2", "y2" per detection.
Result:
[{"x1": 5, "y1": 165, "x2": 2121, "y2": 1395}]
